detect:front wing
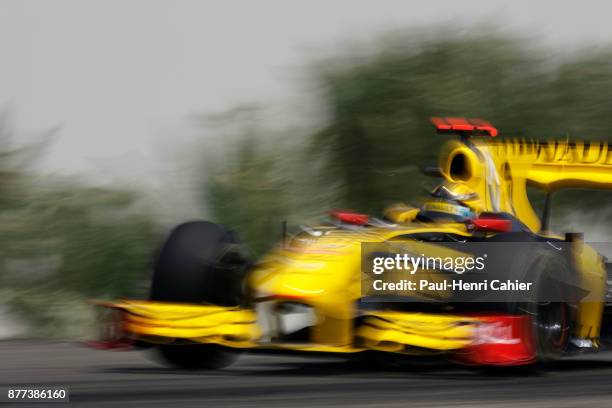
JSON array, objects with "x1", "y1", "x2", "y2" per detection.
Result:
[{"x1": 90, "y1": 300, "x2": 536, "y2": 366}]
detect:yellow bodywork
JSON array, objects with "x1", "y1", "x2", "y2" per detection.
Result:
[
  {"x1": 248, "y1": 224, "x2": 474, "y2": 348},
  {"x1": 356, "y1": 312, "x2": 477, "y2": 352},
  {"x1": 99, "y1": 136, "x2": 611, "y2": 355}
]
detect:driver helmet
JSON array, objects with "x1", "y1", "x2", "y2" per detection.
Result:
[{"x1": 417, "y1": 183, "x2": 480, "y2": 222}]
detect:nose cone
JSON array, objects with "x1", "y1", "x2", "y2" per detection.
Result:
[{"x1": 248, "y1": 251, "x2": 358, "y2": 345}]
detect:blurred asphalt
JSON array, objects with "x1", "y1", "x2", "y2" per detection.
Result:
[{"x1": 2, "y1": 341, "x2": 612, "y2": 407}]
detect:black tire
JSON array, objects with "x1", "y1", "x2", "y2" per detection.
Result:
[
  {"x1": 150, "y1": 221, "x2": 247, "y2": 305},
  {"x1": 150, "y1": 221, "x2": 248, "y2": 370},
  {"x1": 511, "y1": 249, "x2": 574, "y2": 362},
  {"x1": 156, "y1": 343, "x2": 239, "y2": 370}
]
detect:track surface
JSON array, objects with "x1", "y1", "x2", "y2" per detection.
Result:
[{"x1": 2, "y1": 341, "x2": 612, "y2": 407}]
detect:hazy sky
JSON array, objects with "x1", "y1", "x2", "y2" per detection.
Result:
[{"x1": 1, "y1": 0, "x2": 611, "y2": 177}]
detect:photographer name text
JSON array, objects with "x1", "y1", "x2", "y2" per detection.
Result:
[{"x1": 372, "y1": 279, "x2": 533, "y2": 292}]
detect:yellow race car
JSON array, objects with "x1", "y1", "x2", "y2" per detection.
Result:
[{"x1": 92, "y1": 118, "x2": 612, "y2": 369}]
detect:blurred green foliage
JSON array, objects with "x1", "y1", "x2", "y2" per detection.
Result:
[
  {"x1": 203, "y1": 110, "x2": 335, "y2": 255},
  {"x1": 0, "y1": 118, "x2": 158, "y2": 338},
  {"x1": 205, "y1": 30, "x2": 612, "y2": 254}
]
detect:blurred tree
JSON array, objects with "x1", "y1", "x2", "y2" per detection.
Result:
[
  {"x1": 205, "y1": 137, "x2": 290, "y2": 255},
  {"x1": 309, "y1": 32, "x2": 555, "y2": 212},
  {"x1": 0, "y1": 113, "x2": 158, "y2": 338}
]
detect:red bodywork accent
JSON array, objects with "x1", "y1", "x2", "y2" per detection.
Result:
[
  {"x1": 472, "y1": 218, "x2": 512, "y2": 232},
  {"x1": 458, "y1": 315, "x2": 536, "y2": 366},
  {"x1": 330, "y1": 210, "x2": 369, "y2": 225},
  {"x1": 430, "y1": 117, "x2": 498, "y2": 137}
]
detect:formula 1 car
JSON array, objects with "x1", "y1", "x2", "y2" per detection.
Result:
[{"x1": 92, "y1": 117, "x2": 612, "y2": 368}]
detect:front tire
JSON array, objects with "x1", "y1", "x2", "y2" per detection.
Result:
[
  {"x1": 156, "y1": 343, "x2": 239, "y2": 370},
  {"x1": 150, "y1": 221, "x2": 248, "y2": 370},
  {"x1": 150, "y1": 221, "x2": 247, "y2": 305}
]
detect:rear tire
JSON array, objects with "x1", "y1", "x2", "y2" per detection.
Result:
[
  {"x1": 512, "y1": 250, "x2": 574, "y2": 362},
  {"x1": 150, "y1": 221, "x2": 248, "y2": 370}
]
